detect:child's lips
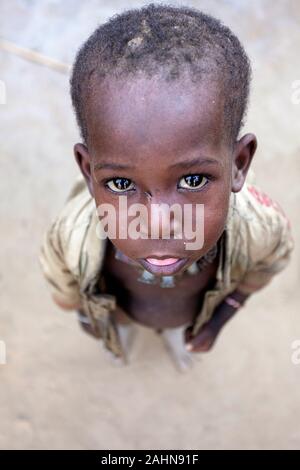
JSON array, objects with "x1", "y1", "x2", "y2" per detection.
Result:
[
  {"x1": 145, "y1": 257, "x2": 179, "y2": 266},
  {"x1": 139, "y1": 256, "x2": 189, "y2": 276}
]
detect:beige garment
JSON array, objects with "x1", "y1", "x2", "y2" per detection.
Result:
[{"x1": 39, "y1": 171, "x2": 294, "y2": 359}]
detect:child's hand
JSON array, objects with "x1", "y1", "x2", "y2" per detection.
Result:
[{"x1": 185, "y1": 290, "x2": 249, "y2": 352}]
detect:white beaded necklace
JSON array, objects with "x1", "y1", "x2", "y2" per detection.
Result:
[{"x1": 114, "y1": 242, "x2": 219, "y2": 288}]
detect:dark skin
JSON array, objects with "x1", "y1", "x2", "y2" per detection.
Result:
[{"x1": 67, "y1": 74, "x2": 257, "y2": 352}]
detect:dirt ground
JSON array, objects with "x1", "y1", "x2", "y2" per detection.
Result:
[{"x1": 0, "y1": 0, "x2": 299, "y2": 450}]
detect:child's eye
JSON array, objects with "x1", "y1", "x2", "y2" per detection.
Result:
[
  {"x1": 106, "y1": 177, "x2": 135, "y2": 193},
  {"x1": 178, "y1": 174, "x2": 209, "y2": 190}
]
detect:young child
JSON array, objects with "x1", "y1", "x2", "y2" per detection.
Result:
[{"x1": 39, "y1": 4, "x2": 294, "y2": 372}]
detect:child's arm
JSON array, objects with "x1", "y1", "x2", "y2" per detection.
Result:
[
  {"x1": 52, "y1": 293, "x2": 81, "y2": 311},
  {"x1": 40, "y1": 227, "x2": 102, "y2": 337},
  {"x1": 39, "y1": 220, "x2": 82, "y2": 311},
  {"x1": 186, "y1": 201, "x2": 294, "y2": 352}
]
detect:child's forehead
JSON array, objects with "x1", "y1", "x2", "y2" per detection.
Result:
[{"x1": 86, "y1": 74, "x2": 226, "y2": 154}]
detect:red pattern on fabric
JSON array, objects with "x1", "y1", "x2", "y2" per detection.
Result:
[{"x1": 247, "y1": 185, "x2": 291, "y2": 229}]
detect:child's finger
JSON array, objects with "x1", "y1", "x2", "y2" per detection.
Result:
[
  {"x1": 186, "y1": 326, "x2": 216, "y2": 352},
  {"x1": 185, "y1": 302, "x2": 237, "y2": 352}
]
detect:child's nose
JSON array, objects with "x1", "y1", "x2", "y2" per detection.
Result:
[{"x1": 144, "y1": 196, "x2": 182, "y2": 240}]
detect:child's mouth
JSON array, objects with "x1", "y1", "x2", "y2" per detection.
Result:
[
  {"x1": 146, "y1": 257, "x2": 179, "y2": 266},
  {"x1": 139, "y1": 256, "x2": 189, "y2": 276}
]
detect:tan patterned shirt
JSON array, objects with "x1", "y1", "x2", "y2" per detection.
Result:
[{"x1": 39, "y1": 172, "x2": 294, "y2": 358}]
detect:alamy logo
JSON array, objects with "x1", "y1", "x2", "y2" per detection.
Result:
[
  {"x1": 291, "y1": 80, "x2": 300, "y2": 104},
  {"x1": 0, "y1": 80, "x2": 6, "y2": 105},
  {"x1": 95, "y1": 196, "x2": 205, "y2": 250},
  {"x1": 291, "y1": 340, "x2": 300, "y2": 365},
  {"x1": 0, "y1": 340, "x2": 6, "y2": 365}
]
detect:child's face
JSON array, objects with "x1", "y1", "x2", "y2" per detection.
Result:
[{"x1": 75, "y1": 75, "x2": 256, "y2": 275}]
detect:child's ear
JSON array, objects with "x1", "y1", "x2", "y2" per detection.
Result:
[
  {"x1": 74, "y1": 143, "x2": 94, "y2": 197},
  {"x1": 231, "y1": 133, "x2": 257, "y2": 192}
]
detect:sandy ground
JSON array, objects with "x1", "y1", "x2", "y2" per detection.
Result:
[{"x1": 0, "y1": 0, "x2": 299, "y2": 450}]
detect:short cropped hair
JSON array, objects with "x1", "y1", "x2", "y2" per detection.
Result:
[{"x1": 70, "y1": 3, "x2": 251, "y2": 145}]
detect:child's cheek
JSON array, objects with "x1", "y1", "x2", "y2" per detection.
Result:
[{"x1": 202, "y1": 197, "x2": 230, "y2": 250}]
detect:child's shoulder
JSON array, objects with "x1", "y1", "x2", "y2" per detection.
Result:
[
  {"x1": 232, "y1": 178, "x2": 292, "y2": 236},
  {"x1": 40, "y1": 175, "x2": 102, "y2": 282},
  {"x1": 229, "y1": 177, "x2": 294, "y2": 271}
]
